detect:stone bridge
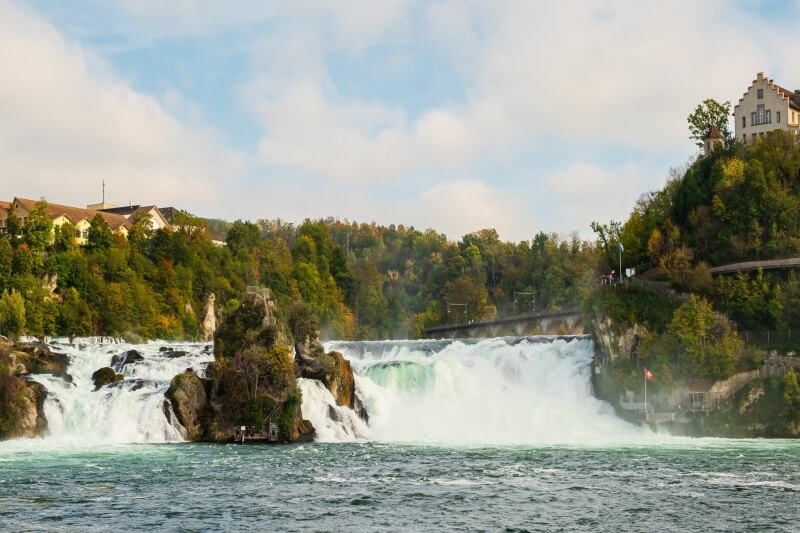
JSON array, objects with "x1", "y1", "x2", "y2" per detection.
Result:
[{"x1": 424, "y1": 309, "x2": 585, "y2": 339}]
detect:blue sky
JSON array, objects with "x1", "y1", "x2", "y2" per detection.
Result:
[{"x1": 3, "y1": 0, "x2": 800, "y2": 241}]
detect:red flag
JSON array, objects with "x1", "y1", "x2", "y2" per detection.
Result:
[{"x1": 644, "y1": 368, "x2": 653, "y2": 381}]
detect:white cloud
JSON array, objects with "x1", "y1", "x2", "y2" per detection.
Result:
[
  {"x1": 400, "y1": 180, "x2": 535, "y2": 242},
  {"x1": 241, "y1": 0, "x2": 800, "y2": 235},
  {"x1": 545, "y1": 162, "x2": 646, "y2": 235},
  {"x1": 0, "y1": 2, "x2": 244, "y2": 213}
]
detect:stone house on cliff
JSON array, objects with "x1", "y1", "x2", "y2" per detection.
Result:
[{"x1": 734, "y1": 72, "x2": 800, "y2": 146}]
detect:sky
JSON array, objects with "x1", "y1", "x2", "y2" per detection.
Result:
[{"x1": 2, "y1": 0, "x2": 800, "y2": 242}]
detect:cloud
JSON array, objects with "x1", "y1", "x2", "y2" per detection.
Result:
[
  {"x1": 400, "y1": 180, "x2": 535, "y2": 242},
  {"x1": 545, "y1": 162, "x2": 646, "y2": 235},
  {"x1": 13, "y1": 0, "x2": 800, "y2": 240},
  {"x1": 0, "y1": 2, "x2": 244, "y2": 213},
  {"x1": 240, "y1": 0, "x2": 800, "y2": 235}
]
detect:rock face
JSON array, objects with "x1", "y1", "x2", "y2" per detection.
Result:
[
  {"x1": 12, "y1": 342, "x2": 71, "y2": 380},
  {"x1": 165, "y1": 370, "x2": 208, "y2": 441},
  {"x1": 91, "y1": 367, "x2": 123, "y2": 391},
  {"x1": 0, "y1": 371, "x2": 47, "y2": 440},
  {"x1": 201, "y1": 293, "x2": 216, "y2": 342},
  {"x1": 299, "y1": 351, "x2": 355, "y2": 408},
  {"x1": 111, "y1": 350, "x2": 144, "y2": 372}
]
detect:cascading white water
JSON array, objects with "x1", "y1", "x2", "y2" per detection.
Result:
[
  {"x1": 297, "y1": 378, "x2": 370, "y2": 442},
  {"x1": 30, "y1": 338, "x2": 214, "y2": 444},
  {"x1": 306, "y1": 336, "x2": 654, "y2": 445}
]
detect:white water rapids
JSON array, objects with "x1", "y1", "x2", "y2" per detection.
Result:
[
  {"x1": 304, "y1": 336, "x2": 654, "y2": 445},
  {"x1": 29, "y1": 338, "x2": 213, "y2": 444},
  {"x1": 25, "y1": 336, "x2": 652, "y2": 445}
]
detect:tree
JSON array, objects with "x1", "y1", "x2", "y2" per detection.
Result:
[
  {"x1": 687, "y1": 99, "x2": 732, "y2": 147},
  {"x1": 0, "y1": 289, "x2": 26, "y2": 338},
  {"x1": 52, "y1": 221, "x2": 77, "y2": 253},
  {"x1": 87, "y1": 214, "x2": 113, "y2": 250},
  {"x1": 24, "y1": 200, "x2": 53, "y2": 254},
  {"x1": 226, "y1": 220, "x2": 261, "y2": 257},
  {"x1": 668, "y1": 295, "x2": 742, "y2": 379}
]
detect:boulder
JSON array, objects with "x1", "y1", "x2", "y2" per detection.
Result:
[
  {"x1": 92, "y1": 367, "x2": 123, "y2": 391},
  {"x1": 165, "y1": 370, "x2": 207, "y2": 441},
  {"x1": 299, "y1": 351, "x2": 355, "y2": 408},
  {"x1": 111, "y1": 350, "x2": 144, "y2": 371},
  {"x1": 13, "y1": 342, "x2": 71, "y2": 380}
]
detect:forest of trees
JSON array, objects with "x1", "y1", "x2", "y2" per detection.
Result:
[{"x1": 0, "y1": 200, "x2": 597, "y2": 341}]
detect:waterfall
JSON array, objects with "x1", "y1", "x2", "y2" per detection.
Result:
[
  {"x1": 29, "y1": 339, "x2": 214, "y2": 444},
  {"x1": 301, "y1": 336, "x2": 652, "y2": 445}
]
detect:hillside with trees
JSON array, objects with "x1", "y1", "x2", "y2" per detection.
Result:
[{"x1": 0, "y1": 202, "x2": 596, "y2": 341}]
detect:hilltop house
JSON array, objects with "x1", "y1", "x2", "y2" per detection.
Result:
[
  {"x1": 0, "y1": 201, "x2": 10, "y2": 235},
  {"x1": 95, "y1": 204, "x2": 171, "y2": 231},
  {"x1": 734, "y1": 72, "x2": 800, "y2": 146},
  {"x1": 8, "y1": 197, "x2": 131, "y2": 245}
]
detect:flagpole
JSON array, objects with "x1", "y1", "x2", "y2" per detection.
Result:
[{"x1": 644, "y1": 368, "x2": 647, "y2": 419}]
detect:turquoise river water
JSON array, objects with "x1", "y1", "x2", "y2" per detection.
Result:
[{"x1": 1, "y1": 440, "x2": 798, "y2": 531}]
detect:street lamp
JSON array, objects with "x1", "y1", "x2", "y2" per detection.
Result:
[
  {"x1": 513, "y1": 291, "x2": 535, "y2": 316},
  {"x1": 446, "y1": 302, "x2": 467, "y2": 325}
]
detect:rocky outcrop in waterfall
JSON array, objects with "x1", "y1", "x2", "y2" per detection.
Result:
[
  {"x1": 12, "y1": 341, "x2": 71, "y2": 381},
  {"x1": 91, "y1": 367, "x2": 123, "y2": 390},
  {"x1": 0, "y1": 339, "x2": 48, "y2": 440},
  {"x1": 298, "y1": 351, "x2": 355, "y2": 409},
  {"x1": 165, "y1": 370, "x2": 208, "y2": 441},
  {"x1": 205, "y1": 294, "x2": 316, "y2": 443}
]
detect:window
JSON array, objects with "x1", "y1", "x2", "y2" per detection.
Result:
[
  {"x1": 742, "y1": 116, "x2": 746, "y2": 128},
  {"x1": 743, "y1": 133, "x2": 747, "y2": 143},
  {"x1": 777, "y1": 111, "x2": 781, "y2": 123},
  {"x1": 752, "y1": 104, "x2": 771, "y2": 126},
  {"x1": 757, "y1": 88, "x2": 764, "y2": 99}
]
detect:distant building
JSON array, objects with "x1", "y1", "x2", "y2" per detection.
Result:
[
  {"x1": 96, "y1": 204, "x2": 171, "y2": 231},
  {"x1": 703, "y1": 126, "x2": 724, "y2": 156},
  {"x1": 0, "y1": 201, "x2": 10, "y2": 235},
  {"x1": 9, "y1": 197, "x2": 131, "y2": 245},
  {"x1": 734, "y1": 72, "x2": 800, "y2": 146}
]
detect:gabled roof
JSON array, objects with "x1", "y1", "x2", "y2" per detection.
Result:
[
  {"x1": 735, "y1": 72, "x2": 800, "y2": 112},
  {"x1": 100, "y1": 204, "x2": 169, "y2": 225},
  {"x1": 772, "y1": 83, "x2": 800, "y2": 111},
  {"x1": 0, "y1": 201, "x2": 10, "y2": 211},
  {"x1": 13, "y1": 197, "x2": 132, "y2": 230}
]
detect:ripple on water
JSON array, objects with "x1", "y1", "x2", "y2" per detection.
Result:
[{"x1": 0, "y1": 441, "x2": 798, "y2": 532}]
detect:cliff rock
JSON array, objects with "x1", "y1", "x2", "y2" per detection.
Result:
[
  {"x1": 0, "y1": 373, "x2": 47, "y2": 440},
  {"x1": 201, "y1": 293, "x2": 216, "y2": 342},
  {"x1": 12, "y1": 341, "x2": 71, "y2": 380},
  {"x1": 165, "y1": 370, "x2": 208, "y2": 441},
  {"x1": 299, "y1": 351, "x2": 355, "y2": 408}
]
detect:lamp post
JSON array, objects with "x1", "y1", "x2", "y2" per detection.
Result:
[
  {"x1": 513, "y1": 291, "x2": 535, "y2": 316},
  {"x1": 446, "y1": 302, "x2": 467, "y2": 325}
]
